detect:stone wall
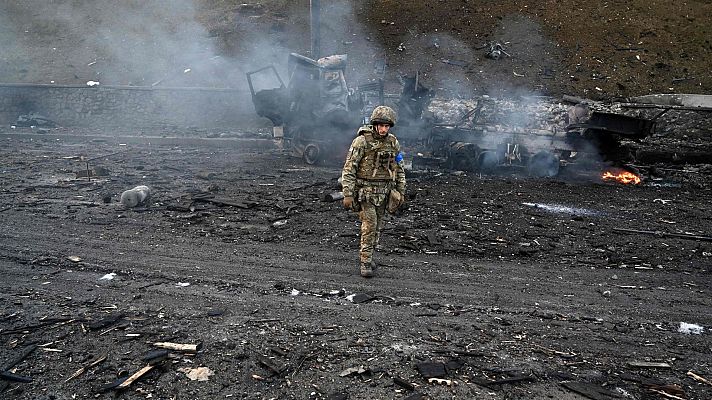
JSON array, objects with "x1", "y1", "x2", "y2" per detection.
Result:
[{"x1": 0, "y1": 83, "x2": 263, "y2": 128}]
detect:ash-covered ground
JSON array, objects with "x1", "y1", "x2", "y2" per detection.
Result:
[
  {"x1": 0, "y1": 126, "x2": 711, "y2": 400},
  {"x1": 1, "y1": 1, "x2": 712, "y2": 399}
]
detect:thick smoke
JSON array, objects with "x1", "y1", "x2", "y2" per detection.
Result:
[
  {"x1": 0, "y1": 0, "x2": 396, "y2": 130},
  {"x1": 51, "y1": 0, "x2": 228, "y2": 87},
  {"x1": 319, "y1": 0, "x2": 384, "y2": 86},
  {"x1": 0, "y1": 1, "x2": 308, "y2": 128},
  {"x1": 0, "y1": 1, "x2": 306, "y2": 88},
  {"x1": 407, "y1": 32, "x2": 479, "y2": 98}
]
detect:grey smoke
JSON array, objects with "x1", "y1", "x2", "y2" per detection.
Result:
[{"x1": 52, "y1": 0, "x2": 225, "y2": 87}]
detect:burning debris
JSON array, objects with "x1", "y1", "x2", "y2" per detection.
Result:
[
  {"x1": 404, "y1": 89, "x2": 658, "y2": 178},
  {"x1": 602, "y1": 170, "x2": 641, "y2": 185},
  {"x1": 247, "y1": 61, "x2": 664, "y2": 180}
]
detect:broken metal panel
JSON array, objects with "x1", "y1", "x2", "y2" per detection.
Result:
[
  {"x1": 246, "y1": 65, "x2": 285, "y2": 96},
  {"x1": 246, "y1": 66, "x2": 289, "y2": 126},
  {"x1": 575, "y1": 111, "x2": 656, "y2": 138}
]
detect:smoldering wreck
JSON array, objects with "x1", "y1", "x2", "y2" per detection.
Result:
[{"x1": 1, "y1": 1, "x2": 712, "y2": 400}]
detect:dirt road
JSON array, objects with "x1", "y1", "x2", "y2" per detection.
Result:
[{"x1": 1, "y1": 131, "x2": 711, "y2": 399}]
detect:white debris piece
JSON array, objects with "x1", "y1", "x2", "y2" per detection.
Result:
[
  {"x1": 99, "y1": 273, "x2": 116, "y2": 281},
  {"x1": 184, "y1": 68, "x2": 191, "y2": 74},
  {"x1": 179, "y1": 366, "x2": 214, "y2": 381},
  {"x1": 86, "y1": 81, "x2": 100, "y2": 86},
  {"x1": 177, "y1": 282, "x2": 190, "y2": 287},
  {"x1": 339, "y1": 366, "x2": 367, "y2": 377},
  {"x1": 290, "y1": 289, "x2": 300, "y2": 296},
  {"x1": 678, "y1": 322, "x2": 704, "y2": 335},
  {"x1": 428, "y1": 378, "x2": 454, "y2": 386},
  {"x1": 120, "y1": 185, "x2": 151, "y2": 208}
]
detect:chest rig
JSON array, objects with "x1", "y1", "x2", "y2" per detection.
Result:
[{"x1": 356, "y1": 130, "x2": 398, "y2": 182}]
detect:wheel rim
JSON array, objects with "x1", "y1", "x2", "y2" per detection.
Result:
[{"x1": 303, "y1": 144, "x2": 320, "y2": 165}]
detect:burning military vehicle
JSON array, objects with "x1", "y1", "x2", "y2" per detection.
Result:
[{"x1": 394, "y1": 77, "x2": 657, "y2": 177}]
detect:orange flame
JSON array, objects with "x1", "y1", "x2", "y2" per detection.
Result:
[{"x1": 602, "y1": 170, "x2": 641, "y2": 185}]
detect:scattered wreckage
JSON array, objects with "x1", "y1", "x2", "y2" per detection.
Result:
[
  {"x1": 396, "y1": 80, "x2": 660, "y2": 177},
  {"x1": 248, "y1": 54, "x2": 708, "y2": 177},
  {"x1": 14, "y1": 113, "x2": 57, "y2": 129}
]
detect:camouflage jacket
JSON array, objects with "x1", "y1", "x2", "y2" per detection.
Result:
[{"x1": 341, "y1": 125, "x2": 406, "y2": 198}]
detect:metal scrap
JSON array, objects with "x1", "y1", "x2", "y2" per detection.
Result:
[
  {"x1": 485, "y1": 42, "x2": 510, "y2": 59},
  {"x1": 339, "y1": 366, "x2": 368, "y2": 377},
  {"x1": 562, "y1": 381, "x2": 624, "y2": 400}
]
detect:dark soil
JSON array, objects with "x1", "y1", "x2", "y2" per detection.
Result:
[
  {"x1": 1, "y1": 1, "x2": 712, "y2": 399},
  {"x1": 0, "y1": 130, "x2": 711, "y2": 399}
]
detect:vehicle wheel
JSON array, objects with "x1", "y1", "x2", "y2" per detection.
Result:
[
  {"x1": 528, "y1": 151, "x2": 560, "y2": 177},
  {"x1": 448, "y1": 142, "x2": 480, "y2": 172},
  {"x1": 303, "y1": 143, "x2": 320, "y2": 165}
]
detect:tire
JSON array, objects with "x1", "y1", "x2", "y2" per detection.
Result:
[{"x1": 303, "y1": 143, "x2": 320, "y2": 165}]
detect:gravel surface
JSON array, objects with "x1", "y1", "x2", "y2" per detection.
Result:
[
  {"x1": 1, "y1": 1, "x2": 711, "y2": 399},
  {"x1": 1, "y1": 131, "x2": 711, "y2": 399}
]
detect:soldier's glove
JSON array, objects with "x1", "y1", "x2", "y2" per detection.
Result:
[
  {"x1": 343, "y1": 196, "x2": 354, "y2": 210},
  {"x1": 387, "y1": 190, "x2": 404, "y2": 214}
]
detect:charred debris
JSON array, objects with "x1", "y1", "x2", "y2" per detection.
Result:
[
  {"x1": 247, "y1": 53, "x2": 711, "y2": 180},
  {"x1": 247, "y1": 53, "x2": 384, "y2": 165}
]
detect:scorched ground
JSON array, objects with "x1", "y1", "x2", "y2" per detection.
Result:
[{"x1": 0, "y1": 130, "x2": 711, "y2": 399}]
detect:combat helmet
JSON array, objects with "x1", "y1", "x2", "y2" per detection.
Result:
[{"x1": 369, "y1": 105, "x2": 397, "y2": 127}]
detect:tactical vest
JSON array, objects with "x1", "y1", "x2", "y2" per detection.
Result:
[{"x1": 356, "y1": 129, "x2": 399, "y2": 181}]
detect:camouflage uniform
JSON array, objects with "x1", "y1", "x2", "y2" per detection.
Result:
[{"x1": 342, "y1": 106, "x2": 406, "y2": 277}]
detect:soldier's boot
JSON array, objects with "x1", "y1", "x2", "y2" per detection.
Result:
[{"x1": 360, "y1": 262, "x2": 374, "y2": 278}]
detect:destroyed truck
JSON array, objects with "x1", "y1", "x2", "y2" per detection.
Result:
[
  {"x1": 247, "y1": 53, "x2": 383, "y2": 164},
  {"x1": 395, "y1": 79, "x2": 657, "y2": 177}
]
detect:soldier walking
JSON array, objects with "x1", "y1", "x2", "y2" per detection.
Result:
[{"x1": 341, "y1": 106, "x2": 406, "y2": 278}]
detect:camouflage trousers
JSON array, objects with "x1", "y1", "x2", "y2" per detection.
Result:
[{"x1": 356, "y1": 183, "x2": 392, "y2": 263}]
